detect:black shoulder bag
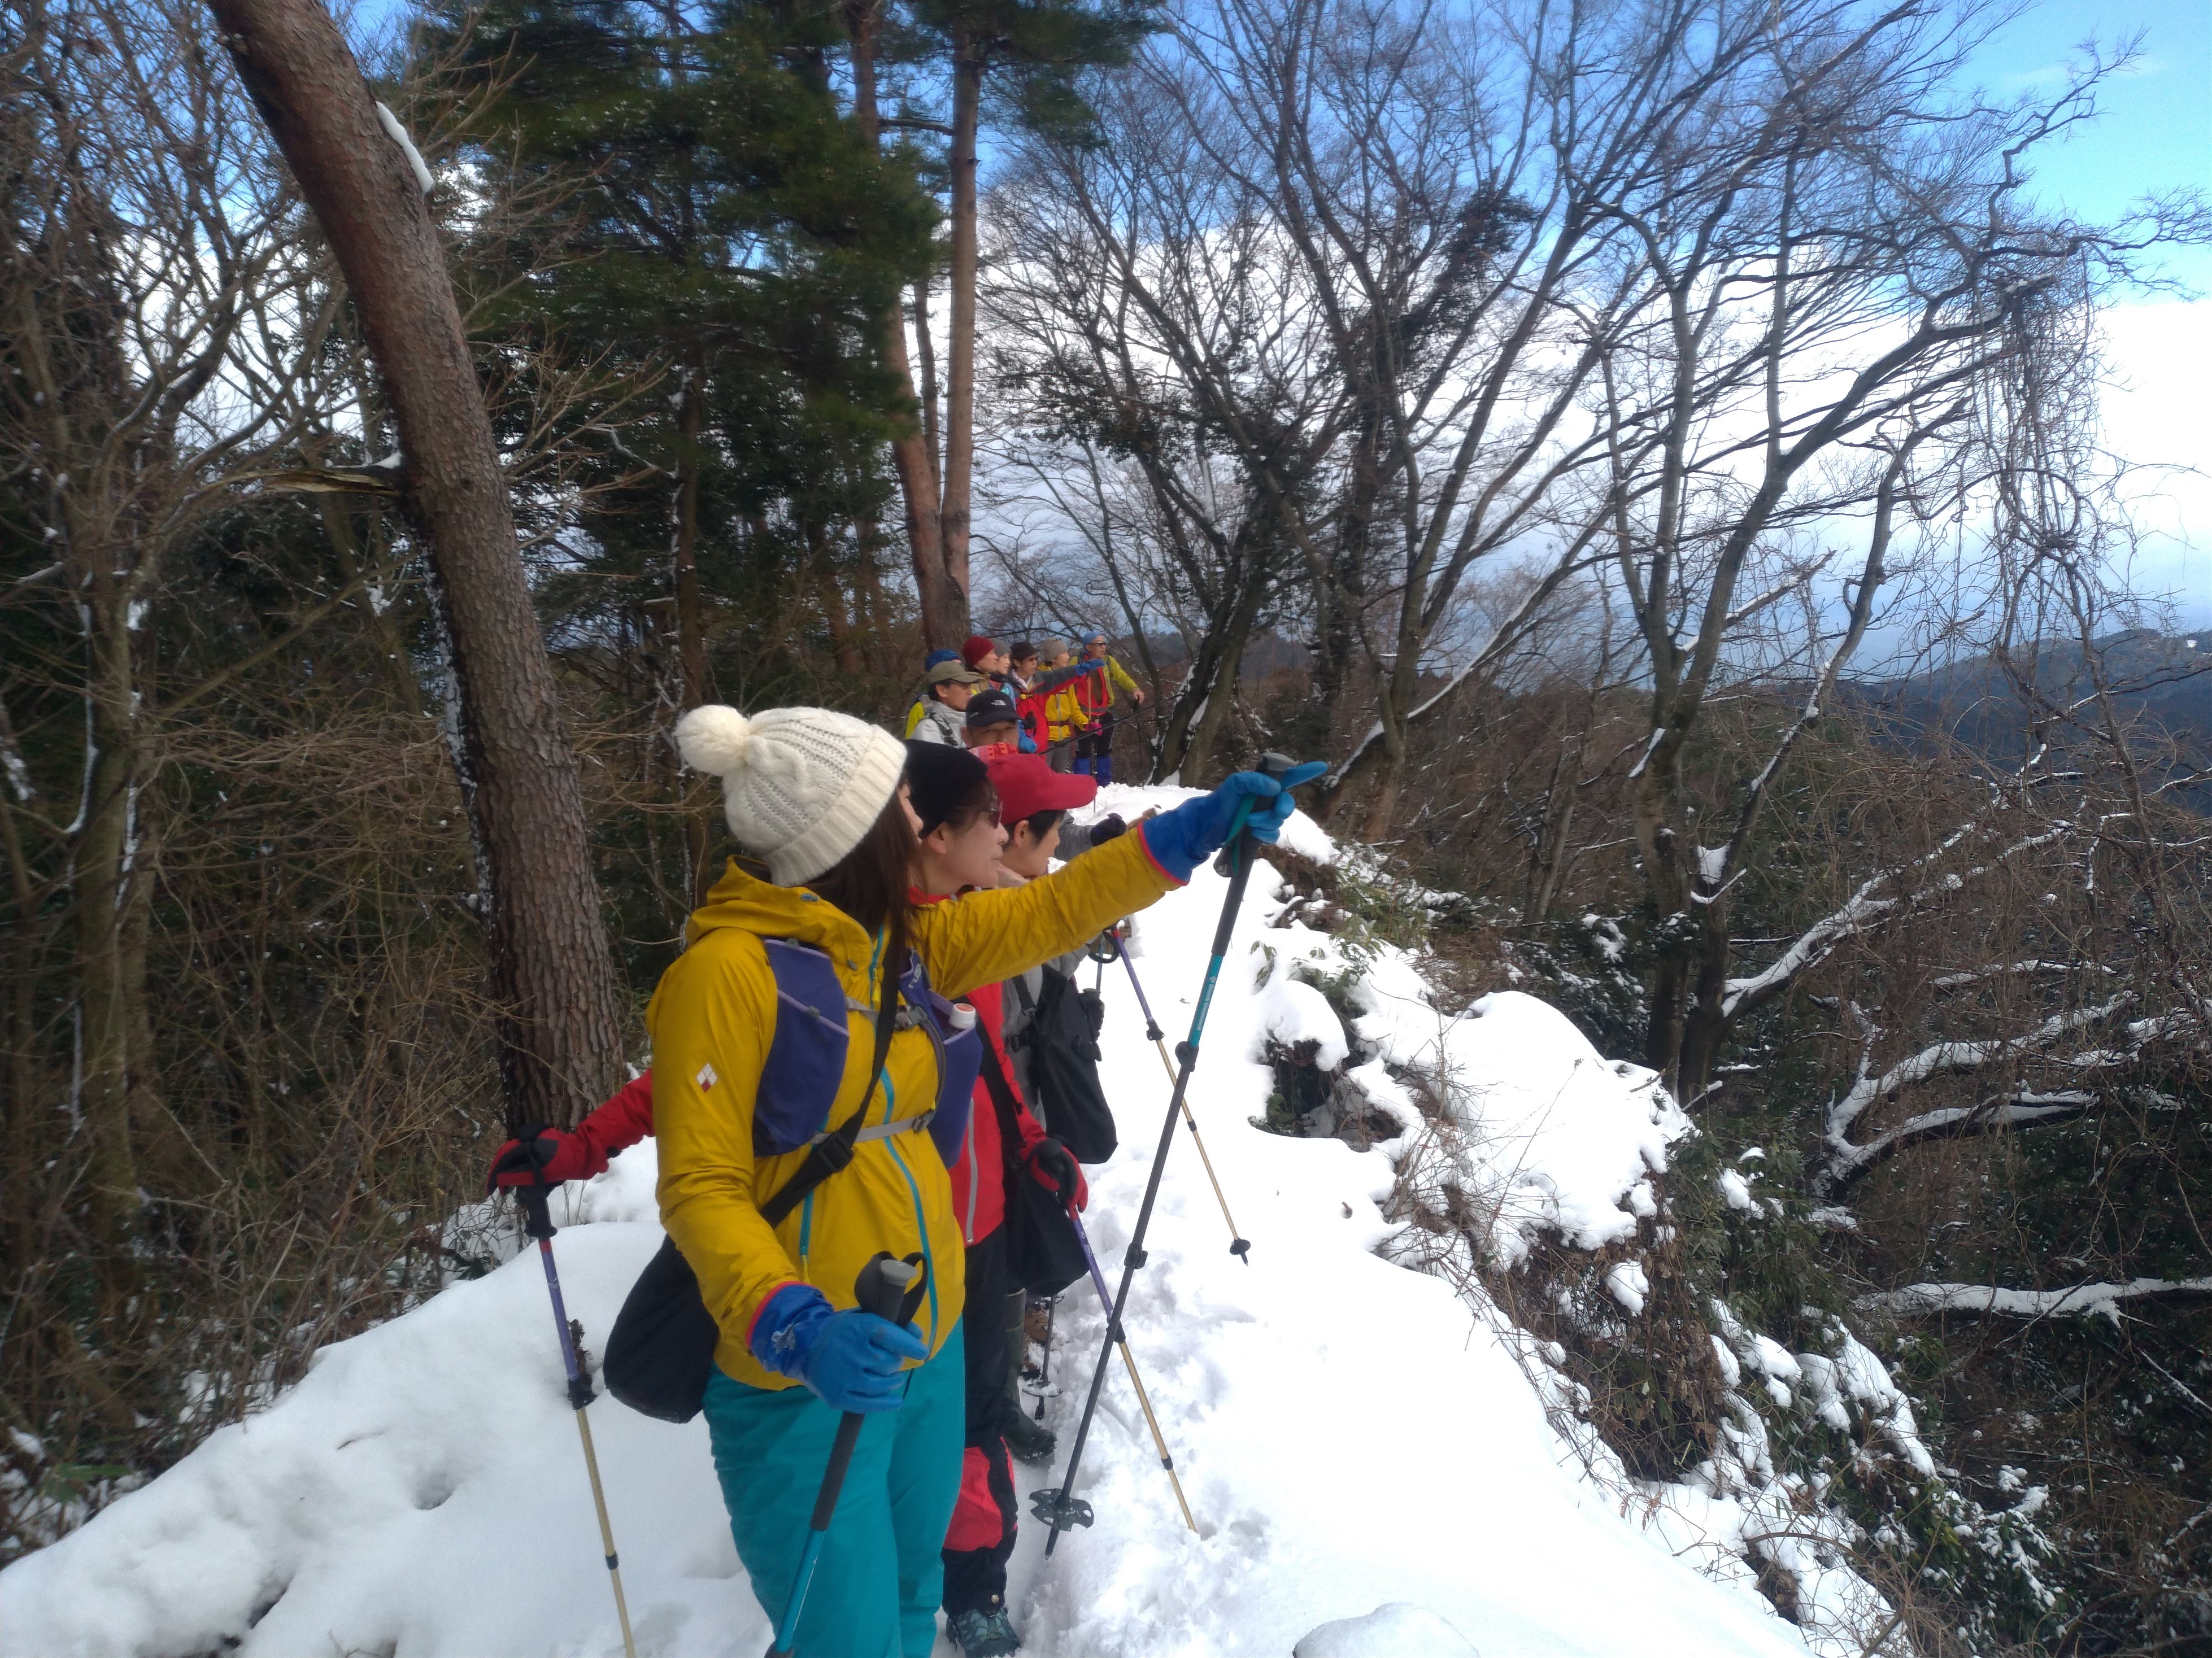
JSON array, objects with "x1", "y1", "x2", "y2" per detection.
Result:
[
  {"x1": 1008, "y1": 965, "x2": 1118, "y2": 1166},
  {"x1": 604, "y1": 962, "x2": 900, "y2": 1424},
  {"x1": 977, "y1": 1035, "x2": 1090, "y2": 1299}
]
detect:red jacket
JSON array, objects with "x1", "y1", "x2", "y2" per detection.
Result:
[
  {"x1": 946, "y1": 979, "x2": 1050, "y2": 1243},
  {"x1": 906, "y1": 887, "x2": 1056, "y2": 1242},
  {"x1": 536, "y1": 1071, "x2": 656, "y2": 1179}
]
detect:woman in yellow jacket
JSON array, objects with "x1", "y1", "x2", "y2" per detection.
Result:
[{"x1": 656, "y1": 704, "x2": 1306, "y2": 1658}]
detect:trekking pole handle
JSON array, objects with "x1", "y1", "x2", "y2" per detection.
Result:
[
  {"x1": 1210, "y1": 752, "x2": 1300, "y2": 876},
  {"x1": 855, "y1": 1251, "x2": 922, "y2": 1327}
]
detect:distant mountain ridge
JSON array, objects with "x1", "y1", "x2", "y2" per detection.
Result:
[{"x1": 1841, "y1": 628, "x2": 2212, "y2": 805}]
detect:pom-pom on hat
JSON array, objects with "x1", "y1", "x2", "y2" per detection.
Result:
[{"x1": 676, "y1": 705, "x2": 907, "y2": 887}]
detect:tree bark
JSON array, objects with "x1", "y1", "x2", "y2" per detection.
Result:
[
  {"x1": 1159, "y1": 560, "x2": 1265, "y2": 784},
  {"x1": 937, "y1": 24, "x2": 981, "y2": 641},
  {"x1": 673, "y1": 363, "x2": 711, "y2": 903},
  {"x1": 913, "y1": 274, "x2": 942, "y2": 496},
  {"x1": 807, "y1": 518, "x2": 861, "y2": 674},
  {"x1": 844, "y1": 0, "x2": 963, "y2": 647},
  {"x1": 73, "y1": 591, "x2": 141, "y2": 1260},
  {"x1": 209, "y1": 0, "x2": 623, "y2": 1130}
]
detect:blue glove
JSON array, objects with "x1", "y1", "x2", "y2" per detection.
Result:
[
  {"x1": 749, "y1": 1283, "x2": 928, "y2": 1413},
  {"x1": 1138, "y1": 762, "x2": 1328, "y2": 880}
]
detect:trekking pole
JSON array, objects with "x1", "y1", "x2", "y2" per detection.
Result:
[
  {"x1": 1033, "y1": 1295, "x2": 1055, "y2": 1422},
  {"x1": 1069, "y1": 1208, "x2": 1198, "y2": 1534},
  {"x1": 767, "y1": 1253, "x2": 924, "y2": 1658},
  {"x1": 1108, "y1": 926, "x2": 1250, "y2": 1262},
  {"x1": 1034, "y1": 753, "x2": 1303, "y2": 1555},
  {"x1": 513, "y1": 1177, "x2": 639, "y2": 1658}
]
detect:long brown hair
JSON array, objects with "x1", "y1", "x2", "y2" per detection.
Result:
[{"x1": 805, "y1": 793, "x2": 917, "y2": 974}]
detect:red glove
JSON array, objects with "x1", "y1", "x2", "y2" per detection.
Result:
[
  {"x1": 1025, "y1": 1137, "x2": 1088, "y2": 1212},
  {"x1": 485, "y1": 1073, "x2": 655, "y2": 1192}
]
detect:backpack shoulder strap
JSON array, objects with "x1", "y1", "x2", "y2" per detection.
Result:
[
  {"x1": 759, "y1": 947, "x2": 900, "y2": 1228},
  {"x1": 976, "y1": 1033, "x2": 1026, "y2": 1180}
]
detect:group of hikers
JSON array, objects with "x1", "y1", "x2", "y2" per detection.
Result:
[
  {"x1": 486, "y1": 661, "x2": 1307, "y2": 1658},
  {"x1": 903, "y1": 631, "x2": 1146, "y2": 787}
]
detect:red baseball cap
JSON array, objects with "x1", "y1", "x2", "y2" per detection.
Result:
[{"x1": 985, "y1": 751, "x2": 1097, "y2": 823}]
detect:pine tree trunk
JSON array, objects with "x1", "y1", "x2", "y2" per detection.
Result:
[
  {"x1": 854, "y1": 513, "x2": 887, "y2": 670},
  {"x1": 807, "y1": 518, "x2": 861, "y2": 674},
  {"x1": 673, "y1": 364, "x2": 711, "y2": 903},
  {"x1": 938, "y1": 26, "x2": 980, "y2": 640},
  {"x1": 844, "y1": 0, "x2": 962, "y2": 648},
  {"x1": 210, "y1": 0, "x2": 623, "y2": 1130},
  {"x1": 913, "y1": 275, "x2": 942, "y2": 495}
]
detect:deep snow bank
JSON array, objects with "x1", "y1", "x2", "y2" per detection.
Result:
[{"x1": 3, "y1": 788, "x2": 1823, "y2": 1658}]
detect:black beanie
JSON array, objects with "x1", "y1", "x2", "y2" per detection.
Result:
[{"x1": 903, "y1": 739, "x2": 990, "y2": 835}]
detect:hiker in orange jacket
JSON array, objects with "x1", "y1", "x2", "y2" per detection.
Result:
[{"x1": 1071, "y1": 631, "x2": 1145, "y2": 787}]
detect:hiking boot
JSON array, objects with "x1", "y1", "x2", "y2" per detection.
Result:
[
  {"x1": 1004, "y1": 1410, "x2": 1056, "y2": 1466},
  {"x1": 947, "y1": 1606, "x2": 1021, "y2": 1656}
]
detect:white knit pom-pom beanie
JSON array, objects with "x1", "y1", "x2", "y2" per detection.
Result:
[{"x1": 675, "y1": 705, "x2": 907, "y2": 887}]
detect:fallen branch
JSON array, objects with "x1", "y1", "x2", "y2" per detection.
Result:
[
  {"x1": 1859, "y1": 1277, "x2": 2212, "y2": 1323},
  {"x1": 1817, "y1": 1088, "x2": 2098, "y2": 1192},
  {"x1": 1821, "y1": 994, "x2": 2133, "y2": 1158}
]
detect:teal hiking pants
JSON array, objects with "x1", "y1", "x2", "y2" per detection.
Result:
[{"x1": 704, "y1": 1320, "x2": 966, "y2": 1658}]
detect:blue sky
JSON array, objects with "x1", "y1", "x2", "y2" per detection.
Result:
[
  {"x1": 1981, "y1": 0, "x2": 2212, "y2": 625},
  {"x1": 1973, "y1": 0, "x2": 2211, "y2": 289}
]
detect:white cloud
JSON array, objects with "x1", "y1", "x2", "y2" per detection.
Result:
[{"x1": 2097, "y1": 298, "x2": 2212, "y2": 623}]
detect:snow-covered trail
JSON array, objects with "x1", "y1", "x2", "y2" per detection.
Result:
[{"x1": 1, "y1": 791, "x2": 1814, "y2": 1658}]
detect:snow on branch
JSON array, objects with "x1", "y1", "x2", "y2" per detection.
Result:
[
  {"x1": 375, "y1": 103, "x2": 435, "y2": 196},
  {"x1": 1825, "y1": 993, "x2": 2131, "y2": 1135},
  {"x1": 1860, "y1": 1277, "x2": 2212, "y2": 1323},
  {"x1": 0, "y1": 692, "x2": 34, "y2": 804},
  {"x1": 1817, "y1": 1089, "x2": 2098, "y2": 1192},
  {"x1": 1929, "y1": 961, "x2": 2117, "y2": 993},
  {"x1": 1721, "y1": 819, "x2": 2072, "y2": 1022},
  {"x1": 1811, "y1": 996, "x2": 2145, "y2": 1194}
]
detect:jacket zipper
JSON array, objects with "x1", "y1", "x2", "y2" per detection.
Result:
[
  {"x1": 873, "y1": 929, "x2": 942, "y2": 1350},
  {"x1": 964, "y1": 1112, "x2": 980, "y2": 1244}
]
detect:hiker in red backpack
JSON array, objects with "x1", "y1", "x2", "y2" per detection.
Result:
[
  {"x1": 1007, "y1": 640, "x2": 1090, "y2": 761},
  {"x1": 1070, "y1": 631, "x2": 1144, "y2": 787}
]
